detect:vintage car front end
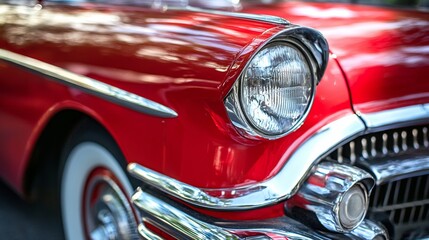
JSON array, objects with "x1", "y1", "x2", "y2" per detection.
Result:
[
  {"x1": 1, "y1": 0, "x2": 428, "y2": 239},
  {"x1": 127, "y1": 83, "x2": 429, "y2": 239},
  {"x1": 120, "y1": 6, "x2": 418, "y2": 239}
]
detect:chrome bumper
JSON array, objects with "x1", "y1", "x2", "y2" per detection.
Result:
[{"x1": 131, "y1": 187, "x2": 387, "y2": 240}]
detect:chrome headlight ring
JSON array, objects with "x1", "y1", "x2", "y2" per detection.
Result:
[{"x1": 225, "y1": 27, "x2": 329, "y2": 140}]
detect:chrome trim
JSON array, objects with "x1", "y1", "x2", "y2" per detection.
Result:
[
  {"x1": 128, "y1": 114, "x2": 366, "y2": 210},
  {"x1": 224, "y1": 26, "x2": 329, "y2": 140},
  {"x1": 131, "y1": 187, "x2": 387, "y2": 240},
  {"x1": 170, "y1": 6, "x2": 290, "y2": 25},
  {"x1": 360, "y1": 104, "x2": 429, "y2": 130},
  {"x1": 359, "y1": 154, "x2": 429, "y2": 185},
  {"x1": 285, "y1": 162, "x2": 375, "y2": 232},
  {"x1": 347, "y1": 219, "x2": 388, "y2": 240},
  {"x1": 128, "y1": 163, "x2": 230, "y2": 208},
  {"x1": 132, "y1": 188, "x2": 240, "y2": 240},
  {"x1": 0, "y1": 49, "x2": 178, "y2": 118}
]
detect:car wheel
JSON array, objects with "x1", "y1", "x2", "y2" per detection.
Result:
[{"x1": 60, "y1": 120, "x2": 139, "y2": 240}]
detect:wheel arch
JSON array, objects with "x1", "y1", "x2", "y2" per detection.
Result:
[{"x1": 22, "y1": 107, "x2": 116, "y2": 201}]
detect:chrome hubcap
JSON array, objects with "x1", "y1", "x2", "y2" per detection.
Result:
[{"x1": 84, "y1": 168, "x2": 138, "y2": 240}]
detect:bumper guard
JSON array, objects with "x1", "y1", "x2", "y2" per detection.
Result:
[{"x1": 131, "y1": 187, "x2": 387, "y2": 239}]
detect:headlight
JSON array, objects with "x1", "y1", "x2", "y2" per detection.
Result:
[
  {"x1": 225, "y1": 38, "x2": 319, "y2": 140},
  {"x1": 241, "y1": 43, "x2": 313, "y2": 136}
]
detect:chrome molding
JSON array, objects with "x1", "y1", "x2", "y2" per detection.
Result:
[
  {"x1": 132, "y1": 188, "x2": 240, "y2": 240},
  {"x1": 171, "y1": 6, "x2": 290, "y2": 25},
  {"x1": 360, "y1": 104, "x2": 429, "y2": 130},
  {"x1": 132, "y1": 187, "x2": 388, "y2": 240},
  {"x1": 128, "y1": 163, "x2": 231, "y2": 208},
  {"x1": 0, "y1": 49, "x2": 178, "y2": 118},
  {"x1": 360, "y1": 154, "x2": 429, "y2": 185},
  {"x1": 128, "y1": 114, "x2": 366, "y2": 210},
  {"x1": 347, "y1": 220, "x2": 388, "y2": 240}
]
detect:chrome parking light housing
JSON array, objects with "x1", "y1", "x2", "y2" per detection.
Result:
[
  {"x1": 285, "y1": 162, "x2": 375, "y2": 233},
  {"x1": 224, "y1": 26, "x2": 328, "y2": 140}
]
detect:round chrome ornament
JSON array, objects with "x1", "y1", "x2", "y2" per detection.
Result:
[{"x1": 83, "y1": 168, "x2": 138, "y2": 240}]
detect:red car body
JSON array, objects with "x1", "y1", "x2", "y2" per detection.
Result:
[{"x1": 0, "y1": 0, "x2": 428, "y2": 239}]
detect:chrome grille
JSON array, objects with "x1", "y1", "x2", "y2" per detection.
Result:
[
  {"x1": 325, "y1": 125, "x2": 429, "y2": 240},
  {"x1": 328, "y1": 126, "x2": 429, "y2": 164}
]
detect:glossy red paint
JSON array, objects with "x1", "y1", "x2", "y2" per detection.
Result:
[
  {"x1": 0, "y1": 3, "x2": 350, "y2": 221},
  {"x1": 0, "y1": 3, "x2": 272, "y2": 189},
  {"x1": 241, "y1": 1, "x2": 429, "y2": 114}
]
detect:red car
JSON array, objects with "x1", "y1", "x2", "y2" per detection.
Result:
[{"x1": 0, "y1": 0, "x2": 428, "y2": 239}]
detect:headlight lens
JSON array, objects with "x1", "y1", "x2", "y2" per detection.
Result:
[{"x1": 240, "y1": 42, "x2": 313, "y2": 136}]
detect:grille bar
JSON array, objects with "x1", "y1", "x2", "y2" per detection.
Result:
[{"x1": 371, "y1": 198, "x2": 429, "y2": 212}]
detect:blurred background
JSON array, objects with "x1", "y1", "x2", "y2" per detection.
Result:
[{"x1": 0, "y1": 181, "x2": 63, "y2": 240}]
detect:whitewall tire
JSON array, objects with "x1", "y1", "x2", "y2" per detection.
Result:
[{"x1": 60, "y1": 123, "x2": 138, "y2": 240}]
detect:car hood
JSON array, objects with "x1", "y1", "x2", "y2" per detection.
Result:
[{"x1": 242, "y1": 1, "x2": 429, "y2": 113}]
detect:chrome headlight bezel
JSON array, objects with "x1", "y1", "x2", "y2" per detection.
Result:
[{"x1": 225, "y1": 27, "x2": 327, "y2": 140}]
